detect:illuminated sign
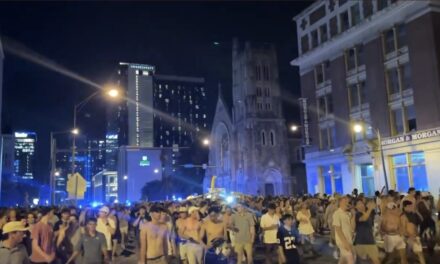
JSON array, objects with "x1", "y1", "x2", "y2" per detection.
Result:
[
  {"x1": 381, "y1": 128, "x2": 440, "y2": 146},
  {"x1": 299, "y1": 98, "x2": 310, "y2": 146},
  {"x1": 139, "y1": 156, "x2": 151, "y2": 167},
  {"x1": 15, "y1": 132, "x2": 28, "y2": 138}
]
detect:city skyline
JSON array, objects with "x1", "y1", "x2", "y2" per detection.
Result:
[{"x1": 0, "y1": 2, "x2": 308, "y2": 184}]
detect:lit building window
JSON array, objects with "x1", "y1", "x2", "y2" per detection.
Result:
[
  {"x1": 392, "y1": 152, "x2": 428, "y2": 192},
  {"x1": 320, "y1": 164, "x2": 343, "y2": 195}
]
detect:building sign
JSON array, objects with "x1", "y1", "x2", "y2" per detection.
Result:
[
  {"x1": 139, "y1": 155, "x2": 151, "y2": 166},
  {"x1": 381, "y1": 128, "x2": 440, "y2": 146},
  {"x1": 299, "y1": 98, "x2": 311, "y2": 146}
]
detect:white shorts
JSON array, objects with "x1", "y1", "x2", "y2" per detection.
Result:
[{"x1": 384, "y1": 234, "x2": 406, "y2": 253}]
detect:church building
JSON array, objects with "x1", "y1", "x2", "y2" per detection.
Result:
[{"x1": 204, "y1": 39, "x2": 292, "y2": 195}]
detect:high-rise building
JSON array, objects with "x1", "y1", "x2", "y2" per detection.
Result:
[
  {"x1": 204, "y1": 40, "x2": 292, "y2": 195},
  {"x1": 107, "y1": 63, "x2": 208, "y2": 197},
  {"x1": 292, "y1": 0, "x2": 440, "y2": 197},
  {"x1": 53, "y1": 137, "x2": 106, "y2": 204},
  {"x1": 14, "y1": 132, "x2": 36, "y2": 180},
  {"x1": 117, "y1": 63, "x2": 156, "y2": 148},
  {"x1": 1, "y1": 134, "x2": 15, "y2": 205}
]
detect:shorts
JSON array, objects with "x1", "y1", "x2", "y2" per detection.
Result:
[
  {"x1": 146, "y1": 255, "x2": 167, "y2": 264},
  {"x1": 383, "y1": 234, "x2": 406, "y2": 253},
  {"x1": 407, "y1": 236, "x2": 422, "y2": 253},
  {"x1": 355, "y1": 244, "x2": 379, "y2": 260},
  {"x1": 120, "y1": 226, "x2": 128, "y2": 234},
  {"x1": 234, "y1": 243, "x2": 253, "y2": 258},
  {"x1": 179, "y1": 242, "x2": 188, "y2": 260},
  {"x1": 336, "y1": 243, "x2": 355, "y2": 258},
  {"x1": 264, "y1": 243, "x2": 278, "y2": 254}
]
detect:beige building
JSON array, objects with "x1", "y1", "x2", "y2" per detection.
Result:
[{"x1": 292, "y1": 0, "x2": 440, "y2": 197}]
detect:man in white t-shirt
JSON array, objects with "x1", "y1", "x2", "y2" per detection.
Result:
[
  {"x1": 96, "y1": 206, "x2": 116, "y2": 255},
  {"x1": 260, "y1": 203, "x2": 279, "y2": 264},
  {"x1": 333, "y1": 196, "x2": 355, "y2": 264}
]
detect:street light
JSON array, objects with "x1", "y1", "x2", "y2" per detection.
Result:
[
  {"x1": 50, "y1": 130, "x2": 74, "y2": 205},
  {"x1": 202, "y1": 138, "x2": 210, "y2": 146},
  {"x1": 71, "y1": 85, "x2": 121, "y2": 205},
  {"x1": 352, "y1": 122, "x2": 389, "y2": 192},
  {"x1": 290, "y1": 125, "x2": 299, "y2": 132},
  {"x1": 353, "y1": 123, "x2": 363, "y2": 133},
  {"x1": 154, "y1": 169, "x2": 159, "y2": 174},
  {"x1": 123, "y1": 175, "x2": 128, "y2": 180}
]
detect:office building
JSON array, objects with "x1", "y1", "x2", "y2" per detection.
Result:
[
  {"x1": 93, "y1": 171, "x2": 118, "y2": 203},
  {"x1": 14, "y1": 132, "x2": 36, "y2": 180},
  {"x1": 204, "y1": 40, "x2": 292, "y2": 195},
  {"x1": 292, "y1": 0, "x2": 440, "y2": 197},
  {"x1": 117, "y1": 146, "x2": 162, "y2": 202},
  {"x1": 53, "y1": 137, "x2": 105, "y2": 203},
  {"x1": 107, "y1": 63, "x2": 208, "y2": 198}
]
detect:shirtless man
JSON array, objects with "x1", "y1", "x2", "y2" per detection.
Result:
[
  {"x1": 139, "y1": 205, "x2": 169, "y2": 264},
  {"x1": 380, "y1": 200, "x2": 407, "y2": 264},
  {"x1": 180, "y1": 206, "x2": 204, "y2": 264},
  {"x1": 175, "y1": 207, "x2": 189, "y2": 264},
  {"x1": 200, "y1": 207, "x2": 226, "y2": 247},
  {"x1": 401, "y1": 200, "x2": 426, "y2": 264}
]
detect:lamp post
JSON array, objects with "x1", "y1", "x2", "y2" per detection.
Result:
[
  {"x1": 71, "y1": 87, "x2": 120, "y2": 205},
  {"x1": 353, "y1": 123, "x2": 389, "y2": 192},
  {"x1": 50, "y1": 130, "x2": 76, "y2": 205}
]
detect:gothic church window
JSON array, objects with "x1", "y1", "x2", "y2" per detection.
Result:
[
  {"x1": 261, "y1": 131, "x2": 266, "y2": 146},
  {"x1": 255, "y1": 65, "x2": 261, "y2": 80},
  {"x1": 270, "y1": 131, "x2": 276, "y2": 146}
]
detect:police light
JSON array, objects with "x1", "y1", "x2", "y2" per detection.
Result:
[{"x1": 226, "y1": 196, "x2": 234, "y2": 204}]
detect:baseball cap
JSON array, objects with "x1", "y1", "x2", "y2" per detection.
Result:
[
  {"x1": 2, "y1": 221, "x2": 28, "y2": 234},
  {"x1": 178, "y1": 207, "x2": 188, "y2": 213},
  {"x1": 99, "y1": 206, "x2": 110, "y2": 214}
]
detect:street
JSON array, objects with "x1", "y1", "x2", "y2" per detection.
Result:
[{"x1": 114, "y1": 234, "x2": 440, "y2": 264}]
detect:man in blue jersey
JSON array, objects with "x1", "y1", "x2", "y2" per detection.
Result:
[{"x1": 277, "y1": 214, "x2": 301, "y2": 264}]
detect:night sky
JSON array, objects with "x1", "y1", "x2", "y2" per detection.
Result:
[{"x1": 0, "y1": 1, "x2": 310, "y2": 184}]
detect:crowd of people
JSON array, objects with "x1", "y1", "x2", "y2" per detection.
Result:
[{"x1": 0, "y1": 187, "x2": 439, "y2": 264}]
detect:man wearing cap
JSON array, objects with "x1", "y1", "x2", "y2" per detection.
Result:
[
  {"x1": 139, "y1": 205, "x2": 169, "y2": 264},
  {"x1": 96, "y1": 206, "x2": 115, "y2": 256},
  {"x1": 0, "y1": 221, "x2": 30, "y2": 264},
  {"x1": 260, "y1": 203, "x2": 280, "y2": 264},
  {"x1": 380, "y1": 198, "x2": 407, "y2": 264},
  {"x1": 175, "y1": 206, "x2": 188, "y2": 264},
  {"x1": 30, "y1": 207, "x2": 56, "y2": 264},
  {"x1": 181, "y1": 206, "x2": 204, "y2": 264}
]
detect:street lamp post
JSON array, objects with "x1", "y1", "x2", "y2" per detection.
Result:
[
  {"x1": 71, "y1": 87, "x2": 120, "y2": 205},
  {"x1": 353, "y1": 123, "x2": 389, "y2": 192},
  {"x1": 50, "y1": 130, "x2": 74, "y2": 205}
]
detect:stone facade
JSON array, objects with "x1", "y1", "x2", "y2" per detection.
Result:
[{"x1": 204, "y1": 40, "x2": 292, "y2": 196}]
